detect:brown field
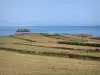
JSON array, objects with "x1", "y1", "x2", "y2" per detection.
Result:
[
  {"x1": 0, "y1": 50, "x2": 100, "y2": 75},
  {"x1": 24, "y1": 42, "x2": 100, "y2": 50}
]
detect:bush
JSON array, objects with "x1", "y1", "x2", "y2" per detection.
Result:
[{"x1": 57, "y1": 41, "x2": 100, "y2": 47}]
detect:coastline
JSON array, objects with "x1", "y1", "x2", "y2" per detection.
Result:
[{"x1": 0, "y1": 26, "x2": 100, "y2": 36}]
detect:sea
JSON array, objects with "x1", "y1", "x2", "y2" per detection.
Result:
[{"x1": 0, "y1": 26, "x2": 100, "y2": 36}]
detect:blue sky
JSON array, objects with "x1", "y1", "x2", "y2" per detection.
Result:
[{"x1": 0, "y1": 0, "x2": 100, "y2": 26}]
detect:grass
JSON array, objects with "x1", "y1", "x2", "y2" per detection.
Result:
[
  {"x1": 0, "y1": 43, "x2": 85, "y2": 53},
  {"x1": 40, "y1": 33, "x2": 100, "y2": 44},
  {"x1": 41, "y1": 33, "x2": 86, "y2": 43},
  {"x1": 57, "y1": 41, "x2": 100, "y2": 47},
  {"x1": 12, "y1": 33, "x2": 61, "y2": 42},
  {"x1": 0, "y1": 36, "x2": 28, "y2": 44},
  {"x1": 1, "y1": 34, "x2": 100, "y2": 75},
  {"x1": 0, "y1": 36, "x2": 100, "y2": 58},
  {"x1": 12, "y1": 33, "x2": 100, "y2": 44},
  {"x1": 61, "y1": 34, "x2": 100, "y2": 44},
  {"x1": 1, "y1": 42, "x2": 100, "y2": 58},
  {"x1": 0, "y1": 50, "x2": 100, "y2": 75},
  {"x1": 83, "y1": 53, "x2": 100, "y2": 57}
]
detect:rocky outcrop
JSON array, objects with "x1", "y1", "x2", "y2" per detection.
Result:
[{"x1": 16, "y1": 28, "x2": 30, "y2": 32}]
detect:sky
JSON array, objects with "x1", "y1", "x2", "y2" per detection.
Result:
[{"x1": 0, "y1": 0, "x2": 100, "y2": 26}]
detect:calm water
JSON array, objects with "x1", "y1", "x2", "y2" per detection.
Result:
[{"x1": 0, "y1": 26, "x2": 100, "y2": 36}]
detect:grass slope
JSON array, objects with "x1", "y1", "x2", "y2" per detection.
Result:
[
  {"x1": 0, "y1": 36, "x2": 100, "y2": 58},
  {"x1": 62, "y1": 34, "x2": 100, "y2": 44},
  {"x1": 0, "y1": 36, "x2": 28, "y2": 44},
  {"x1": 12, "y1": 33, "x2": 61, "y2": 42},
  {"x1": 0, "y1": 50, "x2": 100, "y2": 75}
]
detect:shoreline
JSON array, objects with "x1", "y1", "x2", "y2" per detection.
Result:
[
  {"x1": 0, "y1": 32, "x2": 100, "y2": 37},
  {"x1": 0, "y1": 26, "x2": 100, "y2": 36}
]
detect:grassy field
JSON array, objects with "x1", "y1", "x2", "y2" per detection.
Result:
[
  {"x1": 0, "y1": 36, "x2": 28, "y2": 44},
  {"x1": 0, "y1": 36, "x2": 100, "y2": 58},
  {"x1": 61, "y1": 34, "x2": 100, "y2": 44},
  {"x1": 0, "y1": 33, "x2": 100, "y2": 75},
  {"x1": 12, "y1": 33, "x2": 62, "y2": 42},
  {"x1": 11, "y1": 33, "x2": 100, "y2": 44},
  {"x1": 39, "y1": 33, "x2": 100, "y2": 43},
  {"x1": 41, "y1": 33, "x2": 87, "y2": 42},
  {"x1": 0, "y1": 50, "x2": 100, "y2": 75}
]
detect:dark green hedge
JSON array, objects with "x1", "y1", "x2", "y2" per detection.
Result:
[{"x1": 57, "y1": 41, "x2": 100, "y2": 47}]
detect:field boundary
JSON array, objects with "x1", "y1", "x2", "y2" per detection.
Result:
[
  {"x1": 9, "y1": 36, "x2": 36, "y2": 42},
  {"x1": 12, "y1": 43, "x2": 100, "y2": 53},
  {"x1": 0, "y1": 47, "x2": 100, "y2": 61}
]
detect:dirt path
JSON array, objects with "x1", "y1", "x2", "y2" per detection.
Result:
[{"x1": 24, "y1": 42, "x2": 100, "y2": 50}]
